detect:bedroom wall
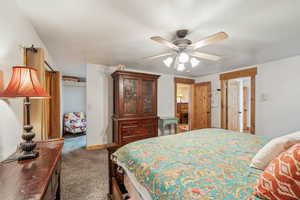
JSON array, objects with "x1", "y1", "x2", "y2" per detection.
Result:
[
  {"x1": 86, "y1": 64, "x2": 113, "y2": 147},
  {"x1": 0, "y1": 0, "x2": 54, "y2": 160},
  {"x1": 62, "y1": 84, "x2": 86, "y2": 114},
  {"x1": 157, "y1": 74, "x2": 175, "y2": 117},
  {"x1": 255, "y1": 55, "x2": 300, "y2": 137},
  {"x1": 86, "y1": 64, "x2": 184, "y2": 147},
  {"x1": 196, "y1": 54, "x2": 300, "y2": 138}
]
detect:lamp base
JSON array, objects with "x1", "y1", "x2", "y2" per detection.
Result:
[
  {"x1": 18, "y1": 150, "x2": 39, "y2": 161},
  {"x1": 18, "y1": 97, "x2": 39, "y2": 161}
]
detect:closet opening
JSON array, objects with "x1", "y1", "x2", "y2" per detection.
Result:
[
  {"x1": 61, "y1": 76, "x2": 87, "y2": 151},
  {"x1": 220, "y1": 67, "x2": 257, "y2": 134},
  {"x1": 226, "y1": 77, "x2": 251, "y2": 133}
]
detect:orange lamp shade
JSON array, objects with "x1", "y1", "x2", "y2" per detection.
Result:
[{"x1": 0, "y1": 66, "x2": 50, "y2": 98}]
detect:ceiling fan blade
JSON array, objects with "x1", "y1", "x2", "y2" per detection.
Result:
[
  {"x1": 189, "y1": 32, "x2": 228, "y2": 50},
  {"x1": 143, "y1": 52, "x2": 174, "y2": 60},
  {"x1": 150, "y1": 36, "x2": 179, "y2": 51},
  {"x1": 190, "y1": 52, "x2": 221, "y2": 61}
]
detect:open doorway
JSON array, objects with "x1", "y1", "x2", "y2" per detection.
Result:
[
  {"x1": 220, "y1": 67, "x2": 257, "y2": 134},
  {"x1": 175, "y1": 78, "x2": 195, "y2": 133},
  {"x1": 227, "y1": 78, "x2": 251, "y2": 133},
  {"x1": 176, "y1": 83, "x2": 192, "y2": 132},
  {"x1": 61, "y1": 76, "x2": 87, "y2": 152}
]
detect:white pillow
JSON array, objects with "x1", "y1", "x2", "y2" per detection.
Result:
[{"x1": 250, "y1": 131, "x2": 300, "y2": 170}]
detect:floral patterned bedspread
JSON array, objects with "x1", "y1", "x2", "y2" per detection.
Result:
[{"x1": 112, "y1": 129, "x2": 269, "y2": 200}]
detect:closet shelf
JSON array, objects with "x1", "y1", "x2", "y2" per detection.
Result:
[{"x1": 63, "y1": 80, "x2": 86, "y2": 87}]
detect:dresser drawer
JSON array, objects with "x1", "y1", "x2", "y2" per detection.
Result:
[
  {"x1": 0, "y1": 139, "x2": 64, "y2": 200},
  {"x1": 51, "y1": 157, "x2": 61, "y2": 195},
  {"x1": 42, "y1": 157, "x2": 61, "y2": 200},
  {"x1": 43, "y1": 182, "x2": 53, "y2": 200}
]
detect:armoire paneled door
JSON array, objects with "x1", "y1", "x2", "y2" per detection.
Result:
[{"x1": 111, "y1": 71, "x2": 160, "y2": 146}]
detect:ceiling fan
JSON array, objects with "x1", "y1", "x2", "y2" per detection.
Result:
[{"x1": 145, "y1": 30, "x2": 228, "y2": 72}]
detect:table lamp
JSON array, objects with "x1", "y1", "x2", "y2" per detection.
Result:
[{"x1": 0, "y1": 66, "x2": 50, "y2": 160}]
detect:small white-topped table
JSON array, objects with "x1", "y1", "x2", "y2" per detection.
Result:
[{"x1": 158, "y1": 117, "x2": 178, "y2": 136}]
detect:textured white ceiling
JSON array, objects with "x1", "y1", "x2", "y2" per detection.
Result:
[{"x1": 16, "y1": 0, "x2": 300, "y2": 77}]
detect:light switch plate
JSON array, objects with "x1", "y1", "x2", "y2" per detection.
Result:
[{"x1": 261, "y1": 93, "x2": 268, "y2": 102}]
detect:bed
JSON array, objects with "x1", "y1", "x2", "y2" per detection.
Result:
[{"x1": 108, "y1": 128, "x2": 269, "y2": 200}]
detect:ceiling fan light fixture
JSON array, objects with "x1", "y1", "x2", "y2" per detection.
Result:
[
  {"x1": 178, "y1": 52, "x2": 189, "y2": 63},
  {"x1": 177, "y1": 63, "x2": 186, "y2": 71},
  {"x1": 163, "y1": 57, "x2": 173, "y2": 67},
  {"x1": 190, "y1": 57, "x2": 200, "y2": 67}
]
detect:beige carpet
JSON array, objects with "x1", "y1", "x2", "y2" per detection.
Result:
[{"x1": 61, "y1": 136, "x2": 108, "y2": 200}]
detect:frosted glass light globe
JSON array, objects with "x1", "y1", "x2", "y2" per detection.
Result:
[
  {"x1": 177, "y1": 63, "x2": 186, "y2": 71},
  {"x1": 163, "y1": 57, "x2": 173, "y2": 67},
  {"x1": 190, "y1": 57, "x2": 200, "y2": 67},
  {"x1": 178, "y1": 52, "x2": 189, "y2": 63}
]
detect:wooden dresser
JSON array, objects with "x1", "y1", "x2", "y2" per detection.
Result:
[
  {"x1": 111, "y1": 71, "x2": 160, "y2": 146},
  {"x1": 0, "y1": 139, "x2": 64, "y2": 200},
  {"x1": 177, "y1": 103, "x2": 189, "y2": 123}
]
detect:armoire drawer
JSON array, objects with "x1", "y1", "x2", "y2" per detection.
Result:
[
  {"x1": 120, "y1": 120, "x2": 139, "y2": 128},
  {"x1": 120, "y1": 119, "x2": 156, "y2": 138},
  {"x1": 122, "y1": 135, "x2": 154, "y2": 145},
  {"x1": 122, "y1": 126, "x2": 154, "y2": 137}
]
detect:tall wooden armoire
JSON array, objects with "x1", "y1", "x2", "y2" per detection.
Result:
[{"x1": 111, "y1": 71, "x2": 160, "y2": 146}]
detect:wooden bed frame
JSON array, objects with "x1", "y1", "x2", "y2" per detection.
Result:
[{"x1": 107, "y1": 144, "x2": 127, "y2": 200}]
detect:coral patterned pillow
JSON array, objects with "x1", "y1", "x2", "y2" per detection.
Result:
[{"x1": 254, "y1": 143, "x2": 300, "y2": 200}]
